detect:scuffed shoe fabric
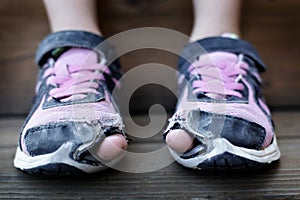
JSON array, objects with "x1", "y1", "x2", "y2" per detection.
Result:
[
  {"x1": 164, "y1": 37, "x2": 281, "y2": 170},
  {"x1": 14, "y1": 31, "x2": 125, "y2": 175}
]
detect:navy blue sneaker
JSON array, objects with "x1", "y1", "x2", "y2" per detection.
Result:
[
  {"x1": 165, "y1": 37, "x2": 280, "y2": 170},
  {"x1": 14, "y1": 32, "x2": 127, "y2": 176}
]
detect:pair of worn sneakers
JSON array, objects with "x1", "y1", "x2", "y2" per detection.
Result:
[{"x1": 13, "y1": 31, "x2": 281, "y2": 175}]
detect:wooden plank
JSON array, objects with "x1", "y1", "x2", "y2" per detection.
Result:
[
  {"x1": 0, "y1": 113, "x2": 300, "y2": 199},
  {"x1": 0, "y1": 165, "x2": 299, "y2": 199},
  {"x1": 0, "y1": 15, "x2": 49, "y2": 114},
  {"x1": 0, "y1": 0, "x2": 45, "y2": 17},
  {"x1": 242, "y1": 0, "x2": 300, "y2": 107}
]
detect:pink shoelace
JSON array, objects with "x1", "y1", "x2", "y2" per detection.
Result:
[
  {"x1": 181, "y1": 53, "x2": 249, "y2": 99},
  {"x1": 43, "y1": 59, "x2": 118, "y2": 102}
]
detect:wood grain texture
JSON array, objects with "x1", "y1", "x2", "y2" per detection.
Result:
[
  {"x1": 0, "y1": 0, "x2": 299, "y2": 114},
  {"x1": 0, "y1": 112, "x2": 300, "y2": 199}
]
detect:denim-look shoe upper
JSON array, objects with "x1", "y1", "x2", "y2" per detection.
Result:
[{"x1": 164, "y1": 37, "x2": 274, "y2": 152}]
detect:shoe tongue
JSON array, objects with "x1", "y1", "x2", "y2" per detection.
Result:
[
  {"x1": 201, "y1": 52, "x2": 238, "y2": 69},
  {"x1": 198, "y1": 52, "x2": 239, "y2": 100},
  {"x1": 54, "y1": 48, "x2": 98, "y2": 77},
  {"x1": 205, "y1": 93, "x2": 226, "y2": 100}
]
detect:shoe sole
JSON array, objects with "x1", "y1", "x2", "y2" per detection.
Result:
[
  {"x1": 169, "y1": 135, "x2": 281, "y2": 170},
  {"x1": 14, "y1": 142, "x2": 109, "y2": 176},
  {"x1": 16, "y1": 163, "x2": 86, "y2": 176}
]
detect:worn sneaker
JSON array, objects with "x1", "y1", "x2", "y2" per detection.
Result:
[
  {"x1": 164, "y1": 37, "x2": 281, "y2": 170},
  {"x1": 14, "y1": 47, "x2": 127, "y2": 175}
]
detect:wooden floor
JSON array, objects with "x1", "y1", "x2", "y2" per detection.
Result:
[
  {"x1": 1, "y1": 0, "x2": 300, "y2": 199},
  {"x1": 1, "y1": 112, "x2": 300, "y2": 199}
]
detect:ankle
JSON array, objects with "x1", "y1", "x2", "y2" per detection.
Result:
[{"x1": 189, "y1": 30, "x2": 241, "y2": 42}]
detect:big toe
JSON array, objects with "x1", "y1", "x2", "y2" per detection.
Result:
[
  {"x1": 166, "y1": 129, "x2": 194, "y2": 153},
  {"x1": 97, "y1": 134, "x2": 128, "y2": 160}
]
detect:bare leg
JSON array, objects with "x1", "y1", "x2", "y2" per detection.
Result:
[
  {"x1": 166, "y1": 0, "x2": 242, "y2": 153},
  {"x1": 190, "y1": 0, "x2": 241, "y2": 42},
  {"x1": 43, "y1": 0, "x2": 127, "y2": 160},
  {"x1": 43, "y1": 0, "x2": 102, "y2": 35}
]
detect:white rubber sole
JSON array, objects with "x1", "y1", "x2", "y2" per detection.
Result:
[
  {"x1": 14, "y1": 142, "x2": 110, "y2": 174},
  {"x1": 169, "y1": 135, "x2": 281, "y2": 169}
]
